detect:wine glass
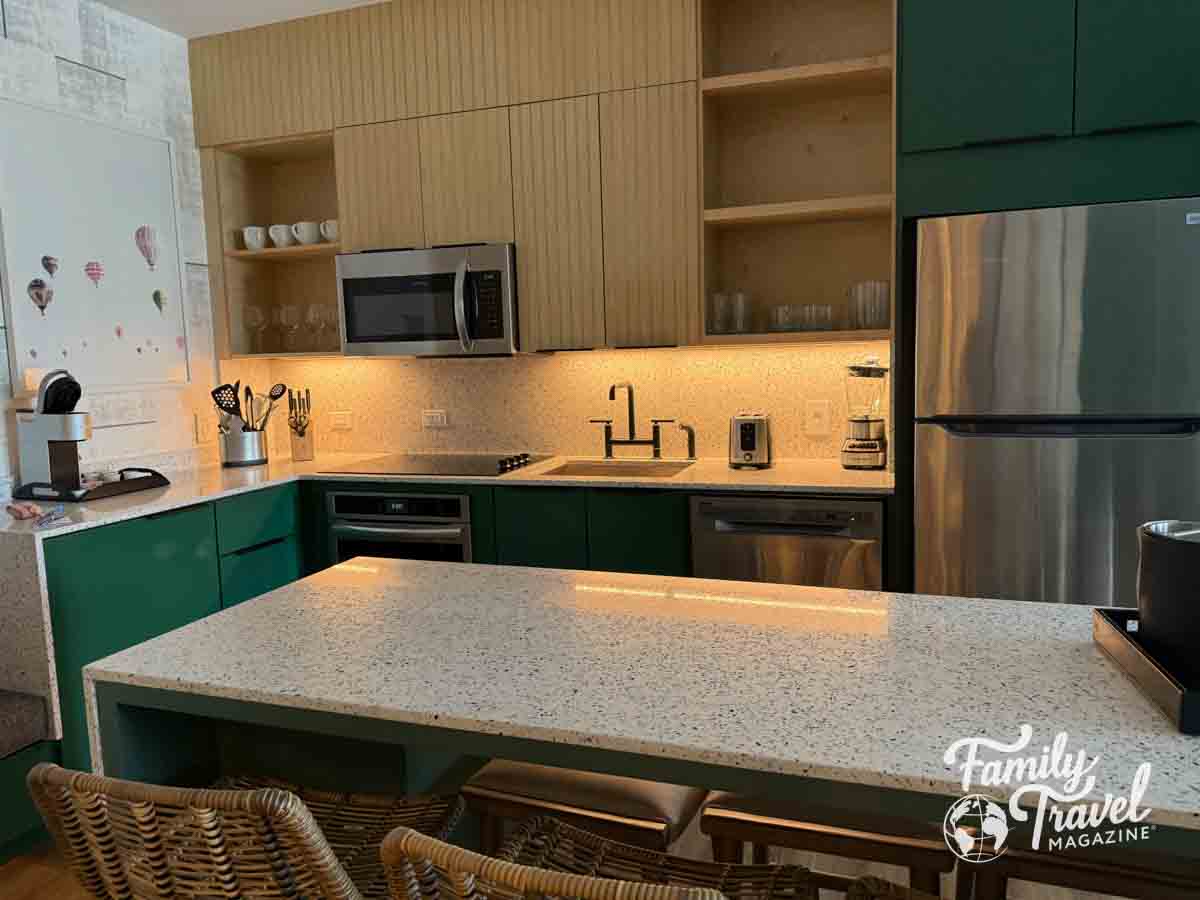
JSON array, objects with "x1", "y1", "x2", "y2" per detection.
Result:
[
  {"x1": 304, "y1": 303, "x2": 324, "y2": 353},
  {"x1": 280, "y1": 304, "x2": 301, "y2": 352},
  {"x1": 244, "y1": 305, "x2": 268, "y2": 354}
]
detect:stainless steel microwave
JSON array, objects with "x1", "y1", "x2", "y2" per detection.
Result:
[{"x1": 336, "y1": 244, "x2": 518, "y2": 357}]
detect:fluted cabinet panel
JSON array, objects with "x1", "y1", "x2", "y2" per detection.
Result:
[
  {"x1": 397, "y1": 0, "x2": 508, "y2": 116},
  {"x1": 511, "y1": 96, "x2": 606, "y2": 351},
  {"x1": 190, "y1": 17, "x2": 334, "y2": 146},
  {"x1": 419, "y1": 108, "x2": 515, "y2": 246},
  {"x1": 600, "y1": 82, "x2": 699, "y2": 348},
  {"x1": 496, "y1": 0, "x2": 697, "y2": 104},
  {"x1": 329, "y1": 3, "x2": 403, "y2": 127},
  {"x1": 336, "y1": 121, "x2": 425, "y2": 252}
]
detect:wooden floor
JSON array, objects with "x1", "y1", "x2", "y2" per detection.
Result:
[{"x1": 0, "y1": 846, "x2": 90, "y2": 900}]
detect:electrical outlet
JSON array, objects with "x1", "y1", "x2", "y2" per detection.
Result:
[
  {"x1": 806, "y1": 399, "x2": 832, "y2": 437},
  {"x1": 422, "y1": 409, "x2": 450, "y2": 429},
  {"x1": 331, "y1": 411, "x2": 353, "y2": 432}
]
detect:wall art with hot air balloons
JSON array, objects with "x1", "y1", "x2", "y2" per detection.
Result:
[{"x1": 0, "y1": 96, "x2": 189, "y2": 388}]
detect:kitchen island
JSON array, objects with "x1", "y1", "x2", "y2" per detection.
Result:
[{"x1": 84, "y1": 560, "x2": 1200, "y2": 864}]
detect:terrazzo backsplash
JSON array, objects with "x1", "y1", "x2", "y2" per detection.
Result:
[{"x1": 262, "y1": 341, "x2": 891, "y2": 460}]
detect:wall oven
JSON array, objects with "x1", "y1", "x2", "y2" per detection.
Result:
[
  {"x1": 327, "y1": 491, "x2": 472, "y2": 565},
  {"x1": 336, "y1": 244, "x2": 518, "y2": 357}
]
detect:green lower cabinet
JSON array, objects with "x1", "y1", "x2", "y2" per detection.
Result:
[
  {"x1": 0, "y1": 741, "x2": 60, "y2": 861},
  {"x1": 586, "y1": 489, "x2": 691, "y2": 576},
  {"x1": 43, "y1": 504, "x2": 221, "y2": 771},
  {"x1": 220, "y1": 536, "x2": 302, "y2": 608},
  {"x1": 495, "y1": 487, "x2": 588, "y2": 570},
  {"x1": 215, "y1": 483, "x2": 299, "y2": 555}
]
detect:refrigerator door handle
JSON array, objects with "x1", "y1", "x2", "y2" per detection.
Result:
[{"x1": 929, "y1": 420, "x2": 1200, "y2": 438}]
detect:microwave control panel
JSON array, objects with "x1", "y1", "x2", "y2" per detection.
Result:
[{"x1": 473, "y1": 270, "x2": 504, "y2": 339}]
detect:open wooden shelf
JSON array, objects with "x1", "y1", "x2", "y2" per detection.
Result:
[
  {"x1": 224, "y1": 243, "x2": 340, "y2": 262},
  {"x1": 702, "y1": 54, "x2": 892, "y2": 98},
  {"x1": 705, "y1": 194, "x2": 893, "y2": 227},
  {"x1": 703, "y1": 328, "x2": 891, "y2": 346}
]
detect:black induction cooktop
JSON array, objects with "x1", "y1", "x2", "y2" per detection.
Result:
[{"x1": 319, "y1": 452, "x2": 551, "y2": 477}]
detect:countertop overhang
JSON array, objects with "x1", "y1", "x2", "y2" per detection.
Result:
[{"x1": 85, "y1": 559, "x2": 1200, "y2": 831}]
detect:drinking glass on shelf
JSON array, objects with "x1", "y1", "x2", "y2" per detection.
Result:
[
  {"x1": 304, "y1": 303, "x2": 324, "y2": 352},
  {"x1": 730, "y1": 291, "x2": 752, "y2": 333},
  {"x1": 280, "y1": 304, "x2": 301, "y2": 352},
  {"x1": 323, "y1": 305, "x2": 342, "y2": 351},
  {"x1": 770, "y1": 305, "x2": 792, "y2": 332},
  {"x1": 244, "y1": 305, "x2": 268, "y2": 354},
  {"x1": 709, "y1": 292, "x2": 730, "y2": 334}
]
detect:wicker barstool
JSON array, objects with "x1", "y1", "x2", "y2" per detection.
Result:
[
  {"x1": 484, "y1": 815, "x2": 939, "y2": 900},
  {"x1": 28, "y1": 763, "x2": 463, "y2": 899}
]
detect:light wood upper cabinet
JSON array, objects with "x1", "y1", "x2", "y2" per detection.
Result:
[
  {"x1": 335, "y1": 122, "x2": 425, "y2": 251},
  {"x1": 600, "y1": 82, "x2": 700, "y2": 348},
  {"x1": 511, "y1": 96, "x2": 606, "y2": 351},
  {"x1": 328, "y1": 3, "x2": 404, "y2": 127},
  {"x1": 190, "y1": 16, "x2": 335, "y2": 147},
  {"x1": 497, "y1": 0, "x2": 698, "y2": 105},
  {"x1": 419, "y1": 108, "x2": 515, "y2": 246}
]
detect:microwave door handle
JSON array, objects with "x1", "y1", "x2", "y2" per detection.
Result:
[{"x1": 454, "y1": 259, "x2": 474, "y2": 352}]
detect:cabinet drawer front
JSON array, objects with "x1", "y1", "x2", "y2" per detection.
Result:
[
  {"x1": 215, "y1": 485, "x2": 299, "y2": 555},
  {"x1": 220, "y1": 536, "x2": 302, "y2": 608},
  {"x1": 495, "y1": 487, "x2": 588, "y2": 570}
]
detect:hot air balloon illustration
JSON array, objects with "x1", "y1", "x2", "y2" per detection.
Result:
[
  {"x1": 84, "y1": 260, "x2": 105, "y2": 287},
  {"x1": 114, "y1": 324, "x2": 124, "y2": 339},
  {"x1": 176, "y1": 336, "x2": 187, "y2": 351},
  {"x1": 135, "y1": 225, "x2": 159, "y2": 271},
  {"x1": 152, "y1": 289, "x2": 167, "y2": 314},
  {"x1": 27, "y1": 279, "x2": 53, "y2": 316},
  {"x1": 41, "y1": 256, "x2": 59, "y2": 278}
]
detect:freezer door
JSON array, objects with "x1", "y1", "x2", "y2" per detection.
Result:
[
  {"x1": 915, "y1": 423, "x2": 1200, "y2": 605},
  {"x1": 916, "y1": 198, "x2": 1200, "y2": 418}
]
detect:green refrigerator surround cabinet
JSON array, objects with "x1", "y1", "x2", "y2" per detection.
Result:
[{"x1": 900, "y1": 0, "x2": 1076, "y2": 152}]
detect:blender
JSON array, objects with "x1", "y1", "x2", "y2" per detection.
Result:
[{"x1": 841, "y1": 356, "x2": 888, "y2": 470}]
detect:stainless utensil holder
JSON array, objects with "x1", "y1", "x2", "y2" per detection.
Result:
[
  {"x1": 290, "y1": 425, "x2": 314, "y2": 462},
  {"x1": 222, "y1": 429, "x2": 268, "y2": 468}
]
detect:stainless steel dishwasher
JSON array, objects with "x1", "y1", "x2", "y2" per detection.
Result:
[{"x1": 689, "y1": 495, "x2": 884, "y2": 590}]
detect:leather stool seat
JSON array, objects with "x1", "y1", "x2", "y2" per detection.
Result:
[
  {"x1": 701, "y1": 791, "x2": 959, "y2": 897},
  {"x1": 463, "y1": 760, "x2": 707, "y2": 851}
]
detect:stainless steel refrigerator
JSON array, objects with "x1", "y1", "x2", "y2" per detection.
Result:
[{"x1": 915, "y1": 197, "x2": 1200, "y2": 606}]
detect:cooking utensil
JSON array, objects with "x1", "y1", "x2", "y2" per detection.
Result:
[
  {"x1": 211, "y1": 383, "x2": 243, "y2": 421},
  {"x1": 243, "y1": 385, "x2": 255, "y2": 431},
  {"x1": 288, "y1": 387, "x2": 311, "y2": 437},
  {"x1": 258, "y1": 383, "x2": 287, "y2": 431}
]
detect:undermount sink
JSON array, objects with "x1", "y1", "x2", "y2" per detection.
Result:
[{"x1": 543, "y1": 460, "x2": 695, "y2": 478}]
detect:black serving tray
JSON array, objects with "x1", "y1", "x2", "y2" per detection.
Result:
[
  {"x1": 1093, "y1": 608, "x2": 1200, "y2": 734},
  {"x1": 12, "y1": 467, "x2": 170, "y2": 503}
]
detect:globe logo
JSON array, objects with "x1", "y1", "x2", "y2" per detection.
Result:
[{"x1": 943, "y1": 794, "x2": 1010, "y2": 863}]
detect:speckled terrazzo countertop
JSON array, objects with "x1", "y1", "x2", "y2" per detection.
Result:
[
  {"x1": 0, "y1": 455, "x2": 891, "y2": 541},
  {"x1": 86, "y1": 560, "x2": 1200, "y2": 830}
]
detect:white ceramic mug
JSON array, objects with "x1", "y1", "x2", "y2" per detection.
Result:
[
  {"x1": 242, "y1": 226, "x2": 267, "y2": 251},
  {"x1": 291, "y1": 221, "x2": 322, "y2": 245},
  {"x1": 269, "y1": 224, "x2": 295, "y2": 248},
  {"x1": 320, "y1": 219, "x2": 339, "y2": 242}
]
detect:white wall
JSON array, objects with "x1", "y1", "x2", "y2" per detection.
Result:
[{"x1": 0, "y1": 0, "x2": 218, "y2": 499}]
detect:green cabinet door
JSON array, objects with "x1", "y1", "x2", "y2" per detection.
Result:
[
  {"x1": 900, "y1": 0, "x2": 1076, "y2": 152},
  {"x1": 495, "y1": 487, "x2": 588, "y2": 570},
  {"x1": 220, "y1": 535, "x2": 302, "y2": 608},
  {"x1": 43, "y1": 504, "x2": 221, "y2": 771},
  {"x1": 1076, "y1": 0, "x2": 1200, "y2": 135},
  {"x1": 215, "y1": 484, "x2": 299, "y2": 554},
  {"x1": 587, "y1": 490, "x2": 691, "y2": 577}
]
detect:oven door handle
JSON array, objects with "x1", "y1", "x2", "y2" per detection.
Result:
[
  {"x1": 453, "y1": 259, "x2": 474, "y2": 352},
  {"x1": 331, "y1": 523, "x2": 467, "y2": 542}
]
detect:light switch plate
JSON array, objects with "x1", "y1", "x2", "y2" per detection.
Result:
[
  {"x1": 422, "y1": 409, "x2": 449, "y2": 429},
  {"x1": 331, "y1": 411, "x2": 353, "y2": 431},
  {"x1": 806, "y1": 399, "x2": 832, "y2": 437}
]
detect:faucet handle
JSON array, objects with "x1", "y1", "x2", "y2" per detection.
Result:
[
  {"x1": 651, "y1": 418, "x2": 675, "y2": 428},
  {"x1": 589, "y1": 418, "x2": 613, "y2": 425}
]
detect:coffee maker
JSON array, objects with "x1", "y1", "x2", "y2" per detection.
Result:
[{"x1": 12, "y1": 370, "x2": 169, "y2": 502}]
